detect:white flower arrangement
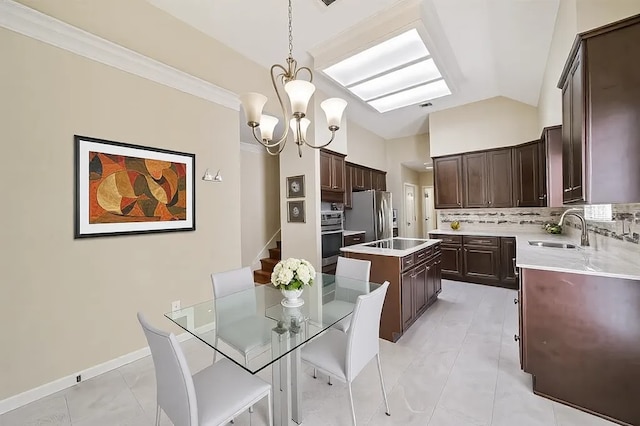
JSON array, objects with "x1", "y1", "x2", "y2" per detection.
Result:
[{"x1": 271, "y1": 258, "x2": 316, "y2": 291}]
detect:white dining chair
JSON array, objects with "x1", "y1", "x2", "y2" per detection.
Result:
[
  {"x1": 301, "y1": 282, "x2": 391, "y2": 426},
  {"x1": 211, "y1": 267, "x2": 273, "y2": 366},
  {"x1": 137, "y1": 313, "x2": 272, "y2": 426},
  {"x1": 329, "y1": 257, "x2": 371, "y2": 332}
]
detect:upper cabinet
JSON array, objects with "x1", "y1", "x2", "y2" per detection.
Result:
[
  {"x1": 461, "y1": 150, "x2": 514, "y2": 209},
  {"x1": 513, "y1": 141, "x2": 544, "y2": 207},
  {"x1": 558, "y1": 14, "x2": 640, "y2": 204},
  {"x1": 343, "y1": 161, "x2": 387, "y2": 209},
  {"x1": 320, "y1": 150, "x2": 345, "y2": 198},
  {"x1": 434, "y1": 156, "x2": 463, "y2": 208}
]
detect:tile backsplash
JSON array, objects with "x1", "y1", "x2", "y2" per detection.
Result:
[{"x1": 437, "y1": 204, "x2": 640, "y2": 248}]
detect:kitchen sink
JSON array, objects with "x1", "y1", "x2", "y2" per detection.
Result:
[{"x1": 528, "y1": 240, "x2": 578, "y2": 249}]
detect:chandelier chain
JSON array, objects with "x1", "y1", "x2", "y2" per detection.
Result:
[{"x1": 288, "y1": 0, "x2": 293, "y2": 58}]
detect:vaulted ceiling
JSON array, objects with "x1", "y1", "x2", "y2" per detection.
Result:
[{"x1": 148, "y1": 0, "x2": 559, "y2": 140}]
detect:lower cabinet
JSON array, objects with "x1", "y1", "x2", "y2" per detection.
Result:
[
  {"x1": 431, "y1": 234, "x2": 516, "y2": 289},
  {"x1": 400, "y1": 248, "x2": 441, "y2": 331}
]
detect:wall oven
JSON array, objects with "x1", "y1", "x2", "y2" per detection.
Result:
[{"x1": 321, "y1": 211, "x2": 343, "y2": 268}]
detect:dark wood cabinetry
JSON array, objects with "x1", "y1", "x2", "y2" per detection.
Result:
[
  {"x1": 487, "y1": 149, "x2": 514, "y2": 208},
  {"x1": 431, "y1": 233, "x2": 515, "y2": 289},
  {"x1": 343, "y1": 232, "x2": 365, "y2": 246},
  {"x1": 513, "y1": 141, "x2": 545, "y2": 207},
  {"x1": 345, "y1": 243, "x2": 441, "y2": 342},
  {"x1": 519, "y1": 268, "x2": 640, "y2": 425},
  {"x1": 320, "y1": 150, "x2": 345, "y2": 192},
  {"x1": 434, "y1": 156, "x2": 463, "y2": 208},
  {"x1": 462, "y1": 152, "x2": 488, "y2": 208},
  {"x1": 344, "y1": 162, "x2": 386, "y2": 209},
  {"x1": 558, "y1": 14, "x2": 640, "y2": 204},
  {"x1": 499, "y1": 237, "x2": 517, "y2": 288}
]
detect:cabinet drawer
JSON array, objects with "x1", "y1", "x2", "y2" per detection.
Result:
[
  {"x1": 414, "y1": 247, "x2": 433, "y2": 264},
  {"x1": 344, "y1": 233, "x2": 365, "y2": 246},
  {"x1": 401, "y1": 254, "x2": 415, "y2": 271},
  {"x1": 463, "y1": 236, "x2": 499, "y2": 247},
  {"x1": 432, "y1": 234, "x2": 462, "y2": 245}
]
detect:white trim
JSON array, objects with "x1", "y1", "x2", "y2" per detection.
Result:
[
  {"x1": 240, "y1": 141, "x2": 269, "y2": 155},
  {"x1": 0, "y1": 324, "x2": 215, "y2": 415},
  {"x1": 0, "y1": 0, "x2": 240, "y2": 111}
]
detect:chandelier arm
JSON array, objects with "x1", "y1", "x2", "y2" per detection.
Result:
[
  {"x1": 251, "y1": 126, "x2": 288, "y2": 149},
  {"x1": 255, "y1": 64, "x2": 292, "y2": 147},
  {"x1": 294, "y1": 66, "x2": 313, "y2": 83},
  {"x1": 301, "y1": 129, "x2": 337, "y2": 150}
]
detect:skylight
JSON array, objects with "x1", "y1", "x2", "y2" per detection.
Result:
[{"x1": 322, "y1": 29, "x2": 451, "y2": 113}]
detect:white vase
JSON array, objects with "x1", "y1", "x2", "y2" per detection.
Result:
[{"x1": 281, "y1": 288, "x2": 304, "y2": 307}]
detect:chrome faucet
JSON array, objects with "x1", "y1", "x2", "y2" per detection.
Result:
[{"x1": 558, "y1": 208, "x2": 590, "y2": 246}]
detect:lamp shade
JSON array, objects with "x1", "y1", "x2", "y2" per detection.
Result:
[
  {"x1": 284, "y1": 80, "x2": 315, "y2": 116},
  {"x1": 320, "y1": 98, "x2": 348, "y2": 128},
  {"x1": 259, "y1": 115, "x2": 279, "y2": 141},
  {"x1": 289, "y1": 117, "x2": 311, "y2": 142},
  {"x1": 240, "y1": 92, "x2": 268, "y2": 125}
]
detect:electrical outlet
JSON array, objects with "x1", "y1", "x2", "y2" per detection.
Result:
[
  {"x1": 171, "y1": 300, "x2": 181, "y2": 312},
  {"x1": 76, "y1": 375, "x2": 81, "y2": 383}
]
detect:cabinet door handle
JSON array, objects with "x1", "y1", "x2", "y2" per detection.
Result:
[
  {"x1": 516, "y1": 199, "x2": 520, "y2": 206},
  {"x1": 488, "y1": 200, "x2": 492, "y2": 206}
]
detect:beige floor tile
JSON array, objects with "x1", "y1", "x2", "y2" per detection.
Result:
[
  {"x1": 553, "y1": 402, "x2": 619, "y2": 426},
  {"x1": 0, "y1": 395, "x2": 70, "y2": 426}
]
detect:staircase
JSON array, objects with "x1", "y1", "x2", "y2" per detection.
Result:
[{"x1": 253, "y1": 241, "x2": 281, "y2": 285}]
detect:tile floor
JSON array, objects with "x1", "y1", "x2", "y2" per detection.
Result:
[{"x1": 1, "y1": 280, "x2": 617, "y2": 426}]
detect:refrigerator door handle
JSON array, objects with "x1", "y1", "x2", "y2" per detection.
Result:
[{"x1": 377, "y1": 209, "x2": 383, "y2": 240}]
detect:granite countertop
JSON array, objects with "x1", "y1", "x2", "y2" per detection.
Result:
[
  {"x1": 429, "y1": 229, "x2": 640, "y2": 281},
  {"x1": 340, "y1": 237, "x2": 441, "y2": 257},
  {"x1": 343, "y1": 230, "x2": 366, "y2": 236}
]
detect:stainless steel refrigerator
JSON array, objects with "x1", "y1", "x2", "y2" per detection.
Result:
[{"x1": 345, "y1": 190, "x2": 393, "y2": 242}]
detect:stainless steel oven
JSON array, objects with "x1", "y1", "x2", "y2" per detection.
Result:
[{"x1": 321, "y1": 211, "x2": 343, "y2": 267}]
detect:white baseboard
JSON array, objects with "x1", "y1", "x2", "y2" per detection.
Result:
[{"x1": 0, "y1": 331, "x2": 196, "y2": 415}]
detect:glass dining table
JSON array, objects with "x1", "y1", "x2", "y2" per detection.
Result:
[{"x1": 165, "y1": 273, "x2": 380, "y2": 426}]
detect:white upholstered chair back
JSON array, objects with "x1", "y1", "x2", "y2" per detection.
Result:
[
  {"x1": 334, "y1": 257, "x2": 371, "y2": 303},
  {"x1": 211, "y1": 267, "x2": 257, "y2": 326},
  {"x1": 137, "y1": 313, "x2": 197, "y2": 426},
  {"x1": 345, "y1": 282, "x2": 389, "y2": 382}
]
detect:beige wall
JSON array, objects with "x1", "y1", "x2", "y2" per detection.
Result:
[
  {"x1": 537, "y1": 0, "x2": 640, "y2": 129},
  {"x1": 1, "y1": 0, "x2": 274, "y2": 401},
  {"x1": 240, "y1": 146, "x2": 280, "y2": 269},
  {"x1": 345, "y1": 121, "x2": 387, "y2": 171},
  {"x1": 430, "y1": 96, "x2": 540, "y2": 157}
]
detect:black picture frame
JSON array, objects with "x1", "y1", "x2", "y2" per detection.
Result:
[
  {"x1": 74, "y1": 135, "x2": 196, "y2": 238},
  {"x1": 287, "y1": 200, "x2": 306, "y2": 223},
  {"x1": 286, "y1": 175, "x2": 305, "y2": 198}
]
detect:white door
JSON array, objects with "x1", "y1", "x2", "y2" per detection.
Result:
[
  {"x1": 422, "y1": 186, "x2": 436, "y2": 238},
  {"x1": 403, "y1": 183, "x2": 417, "y2": 238}
]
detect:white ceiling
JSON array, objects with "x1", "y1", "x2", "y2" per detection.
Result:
[{"x1": 148, "y1": 0, "x2": 559, "y2": 140}]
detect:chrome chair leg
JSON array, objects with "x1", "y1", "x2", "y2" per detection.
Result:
[
  {"x1": 376, "y1": 354, "x2": 391, "y2": 416},
  {"x1": 155, "y1": 404, "x2": 161, "y2": 426},
  {"x1": 347, "y1": 382, "x2": 357, "y2": 426},
  {"x1": 268, "y1": 390, "x2": 273, "y2": 426}
]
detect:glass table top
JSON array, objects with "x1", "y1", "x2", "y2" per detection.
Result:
[{"x1": 164, "y1": 273, "x2": 380, "y2": 374}]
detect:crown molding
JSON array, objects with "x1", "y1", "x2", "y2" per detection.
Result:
[{"x1": 0, "y1": 0, "x2": 240, "y2": 111}]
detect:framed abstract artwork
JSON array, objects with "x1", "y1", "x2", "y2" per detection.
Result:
[
  {"x1": 287, "y1": 200, "x2": 306, "y2": 223},
  {"x1": 74, "y1": 135, "x2": 195, "y2": 238}
]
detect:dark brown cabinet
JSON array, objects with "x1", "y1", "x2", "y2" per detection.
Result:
[
  {"x1": 320, "y1": 150, "x2": 346, "y2": 203},
  {"x1": 462, "y1": 152, "x2": 488, "y2": 208},
  {"x1": 372, "y1": 170, "x2": 387, "y2": 191},
  {"x1": 513, "y1": 141, "x2": 545, "y2": 207},
  {"x1": 500, "y1": 237, "x2": 517, "y2": 288},
  {"x1": 344, "y1": 162, "x2": 386, "y2": 209},
  {"x1": 463, "y1": 236, "x2": 500, "y2": 283},
  {"x1": 344, "y1": 164, "x2": 353, "y2": 208},
  {"x1": 434, "y1": 156, "x2": 463, "y2": 208},
  {"x1": 558, "y1": 15, "x2": 640, "y2": 204},
  {"x1": 461, "y1": 149, "x2": 514, "y2": 208},
  {"x1": 343, "y1": 232, "x2": 364, "y2": 246},
  {"x1": 346, "y1": 244, "x2": 441, "y2": 342},
  {"x1": 432, "y1": 233, "x2": 514, "y2": 288}
]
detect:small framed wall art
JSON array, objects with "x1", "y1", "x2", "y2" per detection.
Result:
[
  {"x1": 74, "y1": 135, "x2": 196, "y2": 238},
  {"x1": 286, "y1": 175, "x2": 305, "y2": 198},
  {"x1": 287, "y1": 200, "x2": 306, "y2": 223}
]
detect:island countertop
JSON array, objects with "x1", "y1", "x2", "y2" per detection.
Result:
[
  {"x1": 429, "y1": 229, "x2": 640, "y2": 281},
  {"x1": 340, "y1": 237, "x2": 441, "y2": 258}
]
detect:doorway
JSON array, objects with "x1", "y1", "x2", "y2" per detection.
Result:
[
  {"x1": 422, "y1": 186, "x2": 436, "y2": 238},
  {"x1": 403, "y1": 183, "x2": 417, "y2": 238}
]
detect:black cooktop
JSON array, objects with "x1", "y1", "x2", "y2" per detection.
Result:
[{"x1": 365, "y1": 239, "x2": 426, "y2": 250}]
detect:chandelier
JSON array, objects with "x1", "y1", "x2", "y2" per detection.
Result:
[{"x1": 240, "y1": 0, "x2": 347, "y2": 158}]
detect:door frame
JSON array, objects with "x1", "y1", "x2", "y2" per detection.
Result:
[
  {"x1": 422, "y1": 185, "x2": 435, "y2": 238},
  {"x1": 403, "y1": 183, "x2": 418, "y2": 238}
]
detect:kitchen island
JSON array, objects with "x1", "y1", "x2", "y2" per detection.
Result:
[{"x1": 341, "y1": 238, "x2": 442, "y2": 342}]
